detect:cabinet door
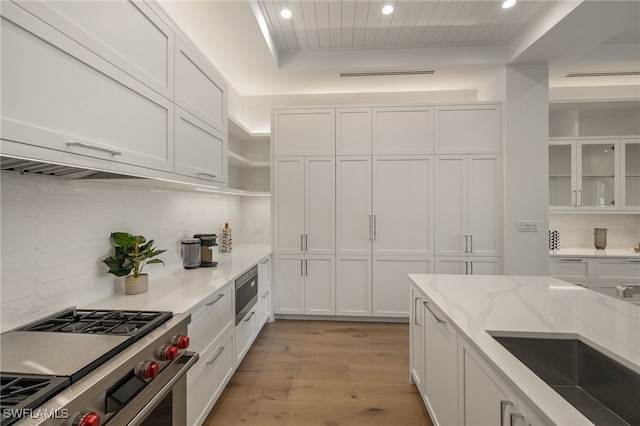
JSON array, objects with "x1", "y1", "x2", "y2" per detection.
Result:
[
  {"x1": 305, "y1": 157, "x2": 335, "y2": 254},
  {"x1": 336, "y1": 156, "x2": 372, "y2": 256},
  {"x1": 424, "y1": 299, "x2": 458, "y2": 426},
  {"x1": 373, "y1": 257, "x2": 431, "y2": 317},
  {"x1": 549, "y1": 257, "x2": 592, "y2": 282},
  {"x1": 257, "y1": 257, "x2": 272, "y2": 329},
  {"x1": 337, "y1": 108, "x2": 371, "y2": 155},
  {"x1": 174, "y1": 107, "x2": 226, "y2": 184},
  {"x1": 336, "y1": 256, "x2": 372, "y2": 316},
  {"x1": 373, "y1": 156, "x2": 434, "y2": 256},
  {"x1": 273, "y1": 158, "x2": 304, "y2": 253},
  {"x1": 1, "y1": 6, "x2": 174, "y2": 172},
  {"x1": 410, "y1": 287, "x2": 425, "y2": 395},
  {"x1": 577, "y1": 139, "x2": 619, "y2": 210},
  {"x1": 235, "y1": 308, "x2": 257, "y2": 364},
  {"x1": 435, "y1": 257, "x2": 468, "y2": 274},
  {"x1": 468, "y1": 155, "x2": 502, "y2": 257},
  {"x1": 273, "y1": 109, "x2": 335, "y2": 156},
  {"x1": 469, "y1": 257, "x2": 503, "y2": 275},
  {"x1": 594, "y1": 258, "x2": 640, "y2": 282},
  {"x1": 435, "y1": 104, "x2": 501, "y2": 154},
  {"x1": 304, "y1": 255, "x2": 336, "y2": 315},
  {"x1": 175, "y1": 37, "x2": 226, "y2": 132},
  {"x1": 549, "y1": 141, "x2": 578, "y2": 210},
  {"x1": 188, "y1": 285, "x2": 233, "y2": 356},
  {"x1": 273, "y1": 255, "x2": 305, "y2": 314},
  {"x1": 373, "y1": 106, "x2": 434, "y2": 155},
  {"x1": 621, "y1": 139, "x2": 640, "y2": 210},
  {"x1": 435, "y1": 156, "x2": 467, "y2": 256},
  {"x1": 16, "y1": 0, "x2": 174, "y2": 98}
]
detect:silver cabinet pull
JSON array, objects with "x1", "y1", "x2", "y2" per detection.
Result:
[
  {"x1": 469, "y1": 235, "x2": 473, "y2": 253},
  {"x1": 500, "y1": 400, "x2": 513, "y2": 426},
  {"x1": 206, "y1": 346, "x2": 225, "y2": 365},
  {"x1": 244, "y1": 311, "x2": 255, "y2": 321},
  {"x1": 262, "y1": 290, "x2": 270, "y2": 298},
  {"x1": 578, "y1": 189, "x2": 583, "y2": 207},
  {"x1": 423, "y1": 300, "x2": 446, "y2": 325},
  {"x1": 464, "y1": 261, "x2": 469, "y2": 275},
  {"x1": 373, "y1": 215, "x2": 377, "y2": 240},
  {"x1": 559, "y1": 258, "x2": 582, "y2": 262},
  {"x1": 205, "y1": 293, "x2": 224, "y2": 306},
  {"x1": 626, "y1": 259, "x2": 640, "y2": 263},
  {"x1": 305, "y1": 234, "x2": 308, "y2": 251},
  {"x1": 464, "y1": 235, "x2": 469, "y2": 253},
  {"x1": 414, "y1": 297, "x2": 422, "y2": 326},
  {"x1": 470, "y1": 261, "x2": 474, "y2": 275},
  {"x1": 66, "y1": 141, "x2": 122, "y2": 156},
  {"x1": 197, "y1": 172, "x2": 217, "y2": 179},
  {"x1": 305, "y1": 259, "x2": 308, "y2": 276},
  {"x1": 260, "y1": 259, "x2": 270, "y2": 265},
  {"x1": 510, "y1": 412, "x2": 524, "y2": 426}
]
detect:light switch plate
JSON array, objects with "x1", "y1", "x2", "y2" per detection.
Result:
[{"x1": 517, "y1": 220, "x2": 538, "y2": 232}]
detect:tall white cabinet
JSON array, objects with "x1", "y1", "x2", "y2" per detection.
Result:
[{"x1": 273, "y1": 103, "x2": 502, "y2": 319}]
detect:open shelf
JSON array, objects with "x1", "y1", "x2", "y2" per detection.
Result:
[{"x1": 228, "y1": 151, "x2": 270, "y2": 169}]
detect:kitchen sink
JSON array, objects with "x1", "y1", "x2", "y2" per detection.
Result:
[{"x1": 492, "y1": 334, "x2": 640, "y2": 426}]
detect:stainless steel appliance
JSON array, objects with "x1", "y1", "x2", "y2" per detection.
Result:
[
  {"x1": 0, "y1": 309, "x2": 198, "y2": 426},
  {"x1": 235, "y1": 266, "x2": 258, "y2": 325},
  {"x1": 192, "y1": 234, "x2": 218, "y2": 267},
  {"x1": 181, "y1": 239, "x2": 201, "y2": 269}
]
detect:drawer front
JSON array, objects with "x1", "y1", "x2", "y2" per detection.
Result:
[
  {"x1": 235, "y1": 309, "x2": 257, "y2": 365},
  {"x1": 549, "y1": 258, "x2": 591, "y2": 280},
  {"x1": 187, "y1": 332, "x2": 234, "y2": 426},
  {"x1": 595, "y1": 259, "x2": 640, "y2": 282},
  {"x1": 188, "y1": 285, "x2": 233, "y2": 355},
  {"x1": 593, "y1": 284, "x2": 640, "y2": 305},
  {"x1": 256, "y1": 284, "x2": 271, "y2": 330}
]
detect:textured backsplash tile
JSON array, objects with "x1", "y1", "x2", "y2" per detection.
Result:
[
  {"x1": 549, "y1": 214, "x2": 640, "y2": 249},
  {"x1": 0, "y1": 171, "x2": 270, "y2": 331}
]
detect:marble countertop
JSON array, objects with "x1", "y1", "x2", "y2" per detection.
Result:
[
  {"x1": 85, "y1": 244, "x2": 271, "y2": 315},
  {"x1": 408, "y1": 274, "x2": 640, "y2": 426},
  {"x1": 550, "y1": 247, "x2": 640, "y2": 258}
]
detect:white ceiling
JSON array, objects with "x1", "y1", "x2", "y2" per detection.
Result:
[{"x1": 157, "y1": 1, "x2": 640, "y2": 133}]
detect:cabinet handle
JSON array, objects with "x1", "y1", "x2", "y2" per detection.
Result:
[
  {"x1": 244, "y1": 311, "x2": 255, "y2": 321},
  {"x1": 414, "y1": 297, "x2": 422, "y2": 326},
  {"x1": 206, "y1": 346, "x2": 225, "y2": 365},
  {"x1": 464, "y1": 235, "x2": 469, "y2": 253},
  {"x1": 423, "y1": 301, "x2": 446, "y2": 325},
  {"x1": 260, "y1": 259, "x2": 270, "y2": 265},
  {"x1": 262, "y1": 290, "x2": 270, "y2": 298},
  {"x1": 66, "y1": 141, "x2": 122, "y2": 156},
  {"x1": 205, "y1": 293, "x2": 224, "y2": 306},
  {"x1": 625, "y1": 259, "x2": 640, "y2": 263},
  {"x1": 510, "y1": 412, "x2": 524, "y2": 426},
  {"x1": 373, "y1": 215, "x2": 377, "y2": 240},
  {"x1": 572, "y1": 190, "x2": 577, "y2": 207},
  {"x1": 305, "y1": 234, "x2": 309, "y2": 251},
  {"x1": 305, "y1": 259, "x2": 308, "y2": 276},
  {"x1": 578, "y1": 189, "x2": 583, "y2": 207},
  {"x1": 464, "y1": 261, "x2": 469, "y2": 275},
  {"x1": 197, "y1": 172, "x2": 217, "y2": 179},
  {"x1": 470, "y1": 261, "x2": 474, "y2": 275},
  {"x1": 469, "y1": 235, "x2": 473, "y2": 253},
  {"x1": 559, "y1": 258, "x2": 582, "y2": 262},
  {"x1": 500, "y1": 400, "x2": 513, "y2": 426}
]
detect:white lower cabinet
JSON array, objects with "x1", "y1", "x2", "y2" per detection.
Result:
[
  {"x1": 188, "y1": 286, "x2": 233, "y2": 357},
  {"x1": 410, "y1": 288, "x2": 426, "y2": 395},
  {"x1": 235, "y1": 308, "x2": 257, "y2": 365},
  {"x1": 435, "y1": 257, "x2": 503, "y2": 275},
  {"x1": 336, "y1": 256, "x2": 372, "y2": 316},
  {"x1": 373, "y1": 257, "x2": 432, "y2": 317},
  {"x1": 274, "y1": 255, "x2": 336, "y2": 315},
  {"x1": 187, "y1": 330, "x2": 234, "y2": 426},
  {"x1": 256, "y1": 257, "x2": 272, "y2": 329}
]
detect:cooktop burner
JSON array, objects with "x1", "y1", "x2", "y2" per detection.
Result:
[
  {"x1": 0, "y1": 374, "x2": 70, "y2": 426},
  {"x1": 17, "y1": 309, "x2": 171, "y2": 339}
]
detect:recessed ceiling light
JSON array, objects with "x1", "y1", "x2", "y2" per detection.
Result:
[
  {"x1": 382, "y1": 5, "x2": 394, "y2": 15},
  {"x1": 502, "y1": 0, "x2": 516, "y2": 9},
  {"x1": 280, "y1": 8, "x2": 292, "y2": 19}
]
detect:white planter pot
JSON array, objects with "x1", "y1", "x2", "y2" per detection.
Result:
[{"x1": 124, "y1": 274, "x2": 149, "y2": 295}]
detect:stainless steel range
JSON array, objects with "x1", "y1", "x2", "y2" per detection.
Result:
[{"x1": 0, "y1": 309, "x2": 199, "y2": 426}]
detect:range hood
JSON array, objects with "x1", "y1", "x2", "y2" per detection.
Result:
[{"x1": 0, "y1": 155, "x2": 143, "y2": 180}]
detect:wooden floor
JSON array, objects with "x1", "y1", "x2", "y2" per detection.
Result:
[{"x1": 203, "y1": 320, "x2": 433, "y2": 426}]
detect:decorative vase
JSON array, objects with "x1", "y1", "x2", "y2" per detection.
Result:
[
  {"x1": 221, "y1": 222, "x2": 232, "y2": 253},
  {"x1": 594, "y1": 228, "x2": 607, "y2": 250},
  {"x1": 125, "y1": 274, "x2": 148, "y2": 295}
]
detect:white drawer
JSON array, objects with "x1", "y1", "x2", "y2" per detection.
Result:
[
  {"x1": 187, "y1": 331, "x2": 234, "y2": 426},
  {"x1": 235, "y1": 309, "x2": 257, "y2": 365},
  {"x1": 592, "y1": 284, "x2": 640, "y2": 304},
  {"x1": 188, "y1": 285, "x2": 233, "y2": 355},
  {"x1": 549, "y1": 258, "x2": 592, "y2": 280},
  {"x1": 595, "y1": 259, "x2": 640, "y2": 282}
]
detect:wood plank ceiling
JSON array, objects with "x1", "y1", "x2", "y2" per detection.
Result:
[{"x1": 257, "y1": 0, "x2": 553, "y2": 53}]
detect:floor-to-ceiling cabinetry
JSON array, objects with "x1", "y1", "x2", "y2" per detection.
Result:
[{"x1": 273, "y1": 103, "x2": 502, "y2": 319}]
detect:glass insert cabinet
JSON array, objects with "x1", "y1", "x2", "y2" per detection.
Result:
[{"x1": 549, "y1": 138, "x2": 640, "y2": 211}]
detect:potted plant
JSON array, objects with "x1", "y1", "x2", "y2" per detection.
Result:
[{"x1": 103, "y1": 232, "x2": 166, "y2": 295}]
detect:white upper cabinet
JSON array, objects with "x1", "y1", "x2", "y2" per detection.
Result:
[
  {"x1": 273, "y1": 109, "x2": 335, "y2": 156},
  {"x1": 1, "y1": 4, "x2": 174, "y2": 172},
  {"x1": 174, "y1": 107, "x2": 226, "y2": 184},
  {"x1": 175, "y1": 37, "x2": 226, "y2": 133},
  {"x1": 305, "y1": 157, "x2": 336, "y2": 254},
  {"x1": 373, "y1": 106, "x2": 434, "y2": 155},
  {"x1": 336, "y1": 156, "x2": 373, "y2": 256},
  {"x1": 435, "y1": 104, "x2": 501, "y2": 154},
  {"x1": 621, "y1": 139, "x2": 640, "y2": 210},
  {"x1": 336, "y1": 108, "x2": 372, "y2": 155},
  {"x1": 435, "y1": 155, "x2": 502, "y2": 257},
  {"x1": 15, "y1": 0, "x2": 174, "y2": 99},
  {"x1": 273, "y1": 158, "x2": 305, "y2": 253}
]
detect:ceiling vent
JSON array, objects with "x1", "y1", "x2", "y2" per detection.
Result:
[
  {"x1": 565, "y1": 71, "x2": 640, "y2": 78},
  {"x1": 340, "y1": 70, "x2": 436, "y2": 77}
]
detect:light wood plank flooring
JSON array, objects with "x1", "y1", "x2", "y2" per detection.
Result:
[{"x1": 203, "y1": 320, "x2": 433, "y2": 426}]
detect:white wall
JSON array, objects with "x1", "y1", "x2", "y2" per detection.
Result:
[
  {"x1": 0, "y1": 172, "x2": 270, "y2": 331},
  {"x1": 549, "y1": 214, "x2": 640, "y2": 249},
  {"x1": 505, "y1": 64, "x2": 550, "y2": 275}
]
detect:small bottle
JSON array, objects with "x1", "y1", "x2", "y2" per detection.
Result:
[{"x1": 221, "y1": 222, "x2": 232, "y2": 253}]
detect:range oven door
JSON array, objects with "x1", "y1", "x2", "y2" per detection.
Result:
[
  {"x1": 105, "y1": 352, "x2": 198, "y2": 425},
  {"x1": 235, "y1": 266, "x2": 258, "y2": 325}
]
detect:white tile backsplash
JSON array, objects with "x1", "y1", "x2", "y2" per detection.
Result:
[
  {"x1": 549, "y1": 214, "x2": 640, "y2": 249},
  {"x1": 0, "y1": 171, "x2": 271, "y2": 331}
]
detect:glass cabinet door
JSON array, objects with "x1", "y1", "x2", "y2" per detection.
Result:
[
  {"x1": 622, "y1": 140, "x2": 640, "y2": 209},
  {"x1": 578, "y1": 141, "x2": 617, "y2": 209},
  {"x1": 549, "y1": 142, "x2": 576, "y2": 209}
]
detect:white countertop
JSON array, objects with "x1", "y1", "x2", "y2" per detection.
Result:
[
  {"x1": 408, "y1": 274, "x2": 640, "y2": 426},
  {"x1": 85, "y1": 244, "x2": 271, "y2": 315},
  {"x1": 550, "y1": 247, "x2": 640, "y2": 258}
]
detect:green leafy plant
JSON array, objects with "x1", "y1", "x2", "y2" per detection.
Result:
[{"x1": 103, "y1": 232, "x2": 166, "y2": 278}]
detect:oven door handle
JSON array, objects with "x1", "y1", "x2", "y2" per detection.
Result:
[{"x1": 123, "y1": 352, "x2": 199, "y2": 426}]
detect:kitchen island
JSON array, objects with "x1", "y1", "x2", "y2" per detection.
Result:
[{"x1": 409, "y1": 274, "x2": 640, "y2": 426}]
